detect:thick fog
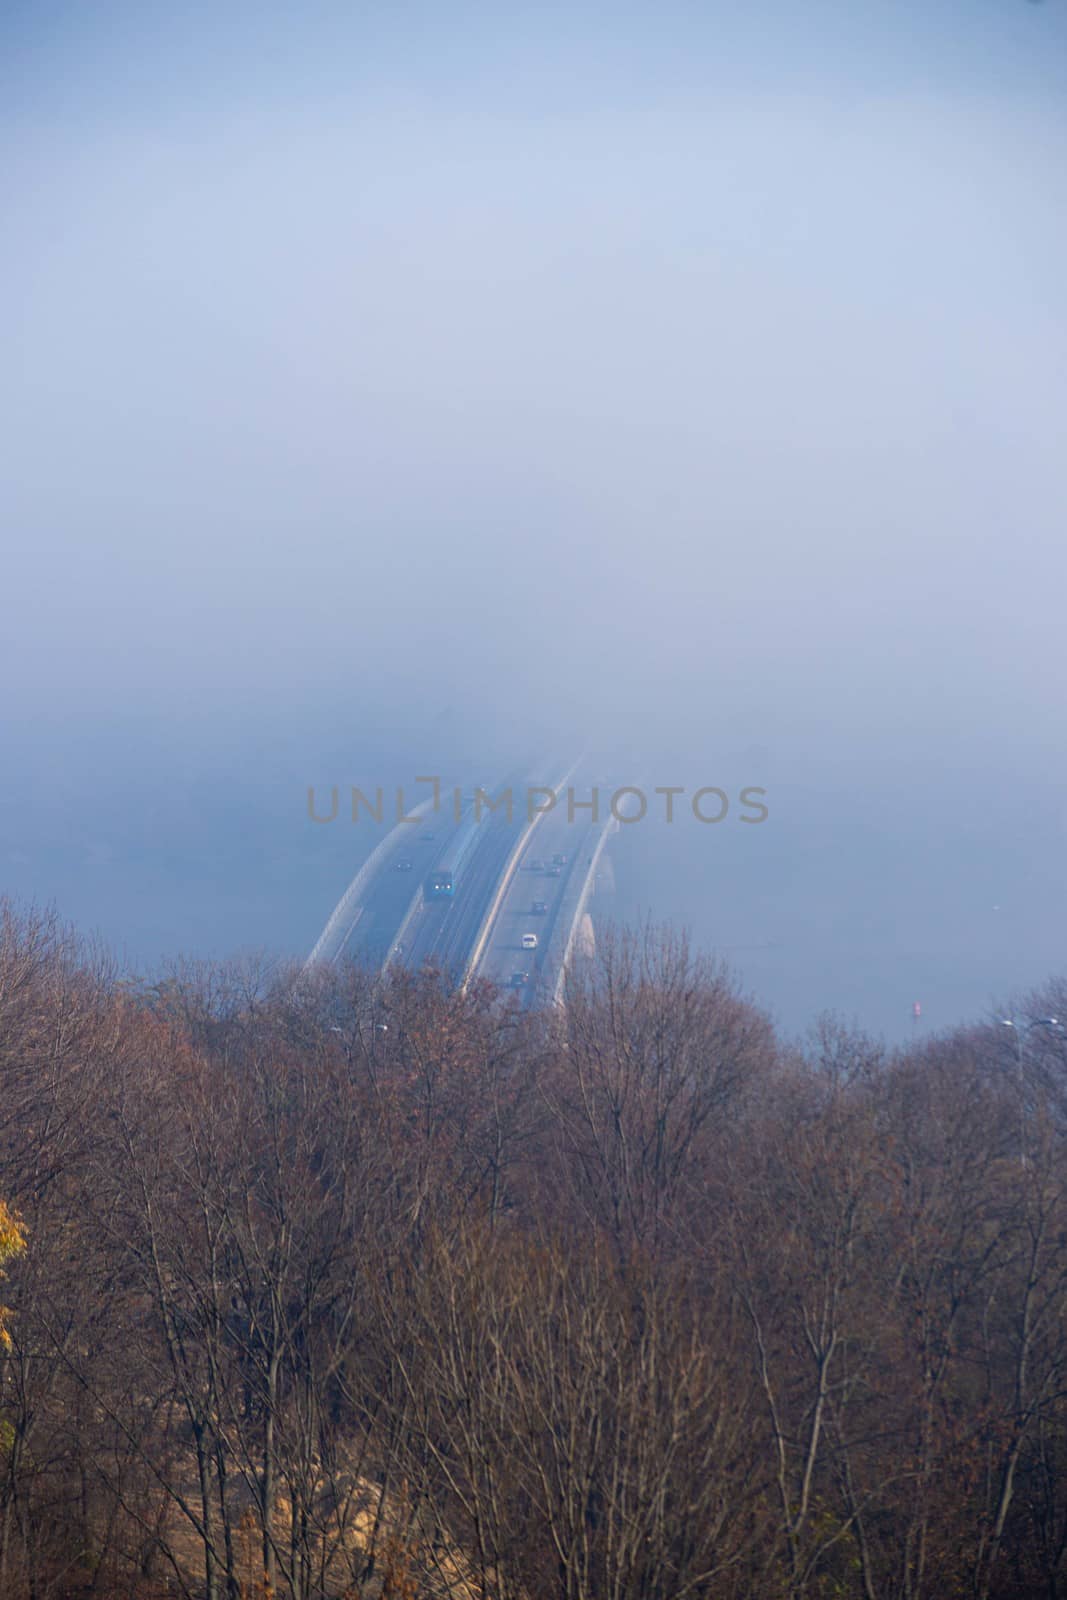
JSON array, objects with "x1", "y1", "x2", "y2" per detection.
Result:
[{"x1": 2, "y1": 0, "x2": 1066, "y2": 1036}]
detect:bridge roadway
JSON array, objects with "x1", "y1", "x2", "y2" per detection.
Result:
[
  {"x1": 471, "y1": 799, "x2": 602, "y2": 1006},
  {"x1": 306, "y1": 768, "x2": 543, "y2": 976},
  {"x1": 306, "y1": 763, "x2": 614, "y2": 999},
  {"x1": 400, "y1": 799, "x2": 530, "y2": 984},
  {"x1": 305, "y1": 792, "x2": 469, "y2": 969}
]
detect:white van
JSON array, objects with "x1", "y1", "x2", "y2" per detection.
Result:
[{"x1": 521, "y1": 932, "x2": 539, "y2": 950}]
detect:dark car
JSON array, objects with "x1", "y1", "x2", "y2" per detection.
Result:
[
  {"x1": 552, "y1": 853, "x2": 567, "y2": 866},
  {"x1": 546, "y1": 865, "x2": 562, "y2": 878},
  {"x1": 532, "y1": 900, "x2": 548, "y2": 915},
  {"x1": 394, "y1": 859, "x2": 413, "y2": 871},
  {"x1": 510, "y1": 971, "x2": 530, "y2": 989}
]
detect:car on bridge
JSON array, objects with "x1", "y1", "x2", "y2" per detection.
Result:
[
  {"x1": 531, "y1": 900, "x2": 548, "y2": 915},
  {"x1": 552, "y1": 853, "x2": 567, "y2": 866},
  {"x1": 510, "y1": 971, "x2": 530, "y2": 989},
  {"x1": 394, "y1": 859, "x2": 413, "y2": 871},
  {"x1": 521, "y1": 933, "x2": 539, "y2": 950}
]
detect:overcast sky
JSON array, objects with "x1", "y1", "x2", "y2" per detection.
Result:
[{"x1": 2, "y1": 0, "x2": 1066, "y2": 1036}]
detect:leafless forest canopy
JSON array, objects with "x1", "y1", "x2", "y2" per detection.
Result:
[{"x1": 2, "y1": 900, "x2": 1067, "y2": 1600}]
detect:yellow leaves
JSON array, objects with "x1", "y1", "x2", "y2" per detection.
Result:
[
  {"x1": 0, "y1": 1198, "x2": 26, "y2": 1349},
  {"x1": 0, "y1": 1200, "x2": 24, "y2": 1261}
]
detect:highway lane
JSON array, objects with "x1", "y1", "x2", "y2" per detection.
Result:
[
  {"x1": 431, "y1": 809, "x2": 527, "y2": 979},
  {"x1": 308, "y1": 801, "x2": 468, "y2": 969},
  {"x1": 394, "y1": 762, "x2": 576, "y2": 986},
  {"x1": 402, "y1": 802, "x2": 528, "y2": 984},
  {"x1": 475, "y1": 793, "x2": 604, "y2": 1006}
]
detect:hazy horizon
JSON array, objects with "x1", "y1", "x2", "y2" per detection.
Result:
[{"x1": 3, "y1": 0, "x2": 1066, "y2": 1040}]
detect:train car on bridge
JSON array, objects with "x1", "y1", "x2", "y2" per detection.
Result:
[{"x1": 423, "y1": 808, "x2": 483, "y2": 903}]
